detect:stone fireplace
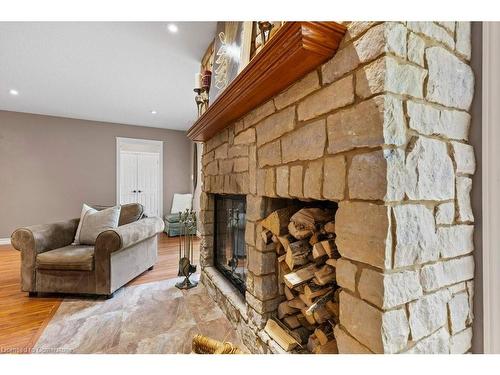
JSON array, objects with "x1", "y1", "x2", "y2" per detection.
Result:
[{"x1": 197, "y1": 21, "x2": 475, "y2": 354}]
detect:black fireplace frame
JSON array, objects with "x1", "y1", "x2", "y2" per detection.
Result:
[{"x1": 213, "y1": 194, "x2": 247, "y2": 294}]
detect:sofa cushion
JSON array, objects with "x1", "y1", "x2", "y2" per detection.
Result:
[
  {"x1": 118, "y1": 203, "x2": 144, "y2": 226},
  {"x1": 36, "y1": 245, "x2": 95, "y2": 271},
  {"x1": 73, "y1": 204, "x2": 121, "y2": 245}
]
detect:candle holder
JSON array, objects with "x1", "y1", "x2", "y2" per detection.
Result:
[
  {"x1": 258, "y1": 21, "x2": 274, "y2": 46},
  {"x1": 194, "y1": 87, "x2": 210, "y2": 118}
]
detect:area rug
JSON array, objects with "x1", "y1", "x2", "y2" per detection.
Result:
[{"x1": 33, "y1": 276, "x2": 244, "y2": 353}]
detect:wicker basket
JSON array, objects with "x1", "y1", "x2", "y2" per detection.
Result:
[{"x1": 192, "y1": 334, "x2": 243, "y2": 354}]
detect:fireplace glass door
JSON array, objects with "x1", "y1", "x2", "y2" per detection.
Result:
[{"x1": 214, "y1": 194, "x2": 247, "y2": 293}]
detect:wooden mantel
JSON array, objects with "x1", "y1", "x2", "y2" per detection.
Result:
[{"x1": 187, "y1": 22, "x2": 347, "y2": 142}]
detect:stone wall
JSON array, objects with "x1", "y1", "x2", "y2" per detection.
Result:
[{"x1": 198, "y1": 21, "x2": 475, "y2": 354}]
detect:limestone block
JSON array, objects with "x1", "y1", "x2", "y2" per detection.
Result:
[
  {"x1": 466, "y1": 280, "x2": 474, "y2": 323},
  {"x1": 327, "y1": 96, "x2": 382, "y2": 153},
  {"x1": 407, "y1": 22, "x2": 454, "y2": 49},
  {"x1": 233, "y1": 128, "x2": 256, "y2": 145},
  {"x1": 264, "y1": 168, "x2": 275, "y2": 197},
  {"x1": 244, "y1": 100, "x2": 275, "y2": 128},
  {"x1": 249, "y1": 145, "x2": 257, "y2": 194},
  {"x1": 205, "y1": 160, "x2": 218, "y2": 176},
  {"x1": 456, "y1": 22, "x2": 472, "y2": 60},
  {"x1": 426, "y1": 46, "x2": 474, "y2": 110},
  {"x1": 339, "y1": 291, "x2": 409, "y2": 353},
  {"x1": 393, "y1": 204, "x2": 438, "y2": 268},
  {"x1": 436, "y1": 202, "x2": 455, "y2": 225},
  {"x1": 452, "y1": 141, "x2": 475, "y2": 175},
  {"x1": 303, "y1": 160, "x2": 323, "y2": 200},
  {"x1": 438, "y1": 224, "x2": 474, "y2": 258},
  {"x1": 228, "y1": 145, "x2": 249, "y2": 158},
  {"x1": 219, "y1": 159, "x2": 233, "y2": 174},
  {"x1": 245, "y1": 221, "x2": 256, "y2": 246},
  {"x1": 322, "y1": 23, "x2": 385, "y2": 84},
  {"x1": 342, "y1": 22, "x2": 380, "y2": 44},
  {"x1": 248, "y1": 246, "x2": 276, "y2": 276},
  {"x1": 252, "y1": 273, "x2": 278, "y2": 301},
  {"x1": 384, "y1": 148, "x2": 407, "y2": 202},
  {"x1": 289, "y1": 165, "x2": 303, "y2": 197},
  {"x1": 246, "y1": 195, "x2": 266, "y2": 221},
  {"x1": 407, "y1": 100, "x2": 471, "y2": 140},
  {"x1": 256, "y1": 106, "x2": 295, "y2": 147},
  {"x1": 358, "y1": 268, "x2": 422, "y2": 309},
  {"x1": 214, "y1": 143, "x2": 228, "y2": 159},
  {"x1": 355, "y1": 57, "x2": 385, "y2": 99},
  {"x1": 386, "y1": 22, "x2": 407, "y2": 58},
  {"x1": 348, "y1": 150, "x2": 387, "y2": 200},
  {"x1": 408, "y1": 32, "x2": 425, "y2": 66},
  {"x1": 258, "y1": 140, "x2": 281, "y2": 167},
  {"x1": 334, "y1": 325, "x2": 373, "y2": 354},
  {"x1": 274, "y1": 70, "x2": 320, "y2": 110},
  {"x1": 234, "y1": 157, "x2": 249, "y2": 172},
  {"x1": 456, "y1": 177, "x2": 474, "y2": 222},
  {"x1": 246, "y1": 292, "x2": 282, "y2": 314},
  {"x1": 335, "y1": 201, "x2": 392, "y2": 269},
  {"x1": 205, "y1": 128, "x2": 228, "y2": 152},
  {"x1": 420, "y1": 255, "x2": 474, "y2": 292},
  {"x1": 323, "y1": 155, "x2": 346, "y2": 201},
  {"x1": 405, "y1": 137, "x2": 455, "y2": 200},
  {"x1": 408, "y1": 289, "x2": 451, "y2": 341},
  {"x1": 405, "y1": 327, "x2": 450, "y2": 354},
  {"x1": 281, "y1": 119, "x2": 326, "y2": 163},
  {"x1": 450, "y1": 327, "x2": 472, "y2": 354},
  {"x1": 297, "y1": 75, "x2": 354, "y2": 121},
  {"x1": 448, "y1": 292, "x2": 469, "y2": 334},
  {"x1": 385, "y1": 56, "x2": 426, "y2": 98},
  {"x1": 276, "y1": 166, "x2": 289, "y2": 197},
  {"x1": 202, "y1": 150, "x2": 214, "y2": 166},
  {"x1": 336, "y1": 258, "x2": 357, "y2": 292},
  {"x1": 436, "y1": 22, "x2": 456, "y2": 34}
]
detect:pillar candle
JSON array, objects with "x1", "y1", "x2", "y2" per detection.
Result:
[{"x1": 194, "y1": 73, "x2": 202, "y2": 89}]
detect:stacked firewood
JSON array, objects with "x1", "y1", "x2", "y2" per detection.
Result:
[{"x1": 261, "y1": 206, "x2": 340, "y2": 354}]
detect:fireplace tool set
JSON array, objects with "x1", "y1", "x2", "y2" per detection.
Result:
[{"x1": 175, "y1": 209, "x2": 198, "y2": 290}]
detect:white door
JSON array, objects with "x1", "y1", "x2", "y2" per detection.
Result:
[{"x1": 119, "y1": 151, "x2": 161, "y2": 217}]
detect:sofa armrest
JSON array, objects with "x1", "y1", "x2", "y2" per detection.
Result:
[
  {"x1": 10, "y1": 218, "x2": 79, "y2": 292},
  {"x1": 95, "y1": 216, "x2": 164, "y2": 254}
]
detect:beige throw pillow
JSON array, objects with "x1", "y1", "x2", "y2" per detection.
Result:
[{"x1": 73, "y1": 204, "x2": 121, "y2": 245}]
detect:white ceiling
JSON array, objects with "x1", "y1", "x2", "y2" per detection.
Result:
[{"x1": 0, "y1": 22, "x2": 216, "y2": 130}]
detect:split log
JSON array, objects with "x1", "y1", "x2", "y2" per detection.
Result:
[
  {"x1": 290, "y1": 208, "x2": 335, "y2": 231},
  {"x1": 285, "y1": 240, "x2": 311, "y2": 270},
  {"x1": 304, "y1": 284, "x2": 330, "y2": 300},
  {"x1": 314, "y1": 339, "x2": 338, "y2": 354},
  {"x1": 323, "y1": 221, "x2": 335, "y2": 234},
  {"x1": 293, "y1": 284, "x2": 305, "y2": 294},
  {"x1": 314, "y1": 324, "x2": 333, "y2": 345},
  {"x1": 299, "y1": 293, "x2": 313, "y2": 307},
  {"x1": 314, "y1": 265, "x2": 335, "y2": 285},
  {"x1": 283, "y1": 264, "x2": 316, "y2": 288},
  {"x1": 271, "y1": 235, "x2": 279, "y2": 243},
  {"x1": 306, "y1": 333, "x2": 320, "y2": 353},
  {"x1": 261, "y1": 207, "x2": 297, "y2": 236},
  {"x1": 283, "y1": 314, "x2": 301, "y2": 330},
  {"x1": 325, "y1": 300, "x2": 339, "y2": 318},
  {"x1": 264, "y1": 319, "x2": 298, "y2": 352},
  {"x1": 314, "y1": 239, "x2": 336, "y2": 258},
  {"x1": 288, "y1": 221, "x2": 313, "y2": 239},
  {"x1": 288, "y1": 298, "x2": 306, "y2": 310},
  {"x1": 305, "y1": 289, "x2": 334, "y2": 316},
  {"x1": 313, "y1": 306, "x2": 332, "y2": 324},
  {"x1": 308, "y1": 232, "x2": 321, "y2": 246},
  {"x1": 297, "y1": 313, "x2": 315, "y2": 331},
  {"x1": 325, "y1": 258, "x2": 337, "y2": 268},
  {"x1": 312, "y1": 242, "x2": 327, "y2": 259},
  {"x1": 290, "y1": 326, "x2": 310, "y2": 345},
  {"x1": 284, "y1": 285, "x2": 295, "y2": 301},
  {"x1": 261, "y1": 230, "x2": 273, "y2": 244},
  {"x1": 278, "y1": 301, "x2": 298, "y2": 319},
  {"x1": 301, "y1": 308, "x2": 317, "y2": 325},
  {"x1": 277, "y1": 234, "x2": 295, "y2": 249}
]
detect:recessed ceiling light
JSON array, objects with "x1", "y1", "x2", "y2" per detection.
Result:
[
  {"x1": 167, "y1": 24, "x2": 178, "y2": 33},
  {"x1": 151, "y1": 110, "x2": 158, "y2": 115},
  {"x1": 9, "y1": 89, "x2": 19, "y2": 96}
]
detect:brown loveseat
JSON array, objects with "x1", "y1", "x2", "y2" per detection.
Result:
[{"x1": 11, "y1": 203, "x2": 164, "y2": 298}]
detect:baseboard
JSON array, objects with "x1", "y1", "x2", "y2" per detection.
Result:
[{"x1": 0, "y1": 238, "x2": 11, "y2": 245}]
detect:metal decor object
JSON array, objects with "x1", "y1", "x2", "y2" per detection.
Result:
[{"x1": 175, "y1": 209, "x2": 198, "y2": 290}]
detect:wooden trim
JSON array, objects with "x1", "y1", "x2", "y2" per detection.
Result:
[
  {"x1": 482, "y1": 21, "x2": 500, "y2": 354},
  {"x1": 187, "y1": 22, "x2": 346, "y2": 142}
]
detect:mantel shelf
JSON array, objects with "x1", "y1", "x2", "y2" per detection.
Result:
[{"x1": 187, "y1": 21, "x2": 347, "y2": 142}]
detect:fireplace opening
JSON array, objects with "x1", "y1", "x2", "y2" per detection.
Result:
[{"x1": 214, "y1": 194, "x2": 247, "y2": 294}]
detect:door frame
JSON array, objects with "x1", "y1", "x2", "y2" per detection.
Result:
[
  {"x1": 482, "y1": 22, "x2": 500, "y2": 354},
  {"x1": 116, "y1": 137, "x2": 164, "y2": 218}
]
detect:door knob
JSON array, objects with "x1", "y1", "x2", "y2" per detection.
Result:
[
  {"x1": 132, "y1": 190, "x2": 137, "y2": 193},
  {"x1": 138, "y1": 190, "x2": 143, "y2": 193}
]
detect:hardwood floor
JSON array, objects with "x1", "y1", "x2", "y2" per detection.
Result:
[{"x1": 0, "y1": 233, "x2": 199, "y2": 353}]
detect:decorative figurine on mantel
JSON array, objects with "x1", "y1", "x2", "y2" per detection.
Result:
[
  {"x1": 193, "y1": 70, "x2": 211, "y2": 117},
  {"x1": 257, "y1": 21, "x2": 274, "y2": 46},
  {"x1": 175, "y1": 208, "x2": 198, "y2": 290}
]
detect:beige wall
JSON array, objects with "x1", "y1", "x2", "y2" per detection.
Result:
[{"x1": 0, "y1": 110, "x2": 193, "y2": 238}]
